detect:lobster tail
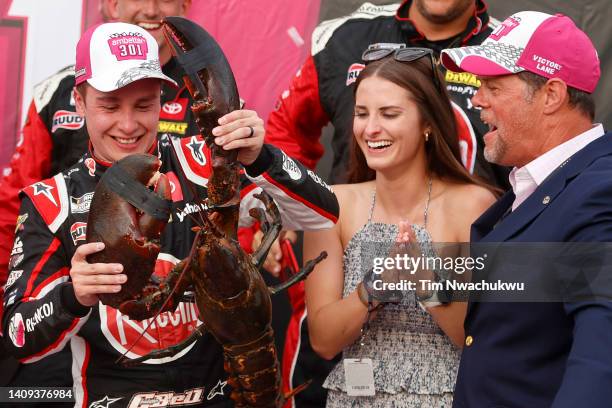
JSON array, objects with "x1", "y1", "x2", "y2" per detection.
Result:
[{"x1": 225, "y1": 329, "x2": 282, "y2": 407}]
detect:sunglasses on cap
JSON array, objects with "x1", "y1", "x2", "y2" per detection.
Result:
[{"x1": 361, "y1": 43, "x2": 441, "y2": 91}]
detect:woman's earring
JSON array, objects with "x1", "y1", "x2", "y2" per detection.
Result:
[{"x1": 425, "y1": 131, "x2": 430, "y2": 142}]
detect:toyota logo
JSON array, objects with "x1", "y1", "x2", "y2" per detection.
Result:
[{"x1": 162, "y1": 102, "x2": 183, "y2": 115}]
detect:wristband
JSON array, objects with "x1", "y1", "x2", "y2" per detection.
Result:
[
  {"x1": 417, "y1": 289, "x2": 444, "y2": 311},
  {"x1": 357, "y1": 281, "x2": 370, "y2": 308}
]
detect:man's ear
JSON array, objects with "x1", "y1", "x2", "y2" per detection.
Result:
[
  {"x1": 542, "y1": 78, "x2": 568, "y2": 115},
  {"x1": 106, "y1": 0, "x2": 120, "y2": 21},
  {"x1": 181, "y1": 0, "x2": 193, "y2": 16},
  {"x1": 74, "y1": 87, "x2": 86, "y2": 117}
]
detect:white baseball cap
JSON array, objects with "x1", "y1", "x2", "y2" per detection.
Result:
[
  {"x1": 441, "y1": 11, "x2": 600, "y2": 93},
  {"x1": 75, "y1": 22, "x2": 177, "y2": 92}
]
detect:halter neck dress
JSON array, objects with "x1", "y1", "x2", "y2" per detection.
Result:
[{"x1": 324, "y1": 191, "x2": 460, "y2": 407}]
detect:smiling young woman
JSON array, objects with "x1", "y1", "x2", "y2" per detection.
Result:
[{"x1": 304, "y1": 53, "x2": 499, "y2": 406}]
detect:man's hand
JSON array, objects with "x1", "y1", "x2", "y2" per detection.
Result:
[
  {"x1": 70, "y1": 242, "x2": 127, "y2": 307},
  {"x1": 212, "y1": 109, "x2": 265, "y2": 166},
  {"x1": 252, "y1": 230, "x2": 297, "y2": 278}
]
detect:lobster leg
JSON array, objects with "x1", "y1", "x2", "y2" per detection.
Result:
[
  {"x1": 250, "y1": 192, "x2": 282, "y2": 269},
  {"x1": 268, "y1": 251, "x2": 328, "y2": 295},
  {"x1": 119, "y1": 324, "x2": 207, "y2": 366},
  {"x1": 119, "y1": 255, "x2": 195, "y2": 321},
  {"x1": 179, "y1": 291, "x2": 196, "y2": 303}
]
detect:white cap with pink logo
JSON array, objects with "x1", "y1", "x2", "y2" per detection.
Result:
[
  {"x1": 441, "y1": 11, "x2": 600, "y2": 93},
  {"x1": 75, "y1": 22, "x2": 177, "y2": 92}
]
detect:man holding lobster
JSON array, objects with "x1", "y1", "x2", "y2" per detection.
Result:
[
  {"x1": 0, "y1": 0, "x2": 192, "y2": 397},
  {"x1": 1, "y1": 21, "x2": 338, "y2": 408}
]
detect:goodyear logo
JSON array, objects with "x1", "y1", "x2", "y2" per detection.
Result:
[
  {"x1": 445, "y1": 71, "x2": 481, "y2": 87},
  {"x1": 158, "y1": 121, "x2": 188, "y2": 135}
]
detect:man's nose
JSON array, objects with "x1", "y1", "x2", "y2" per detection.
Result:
[
  {"x1": 142, "y1": 0, "x2": 161, "y2": 19},
  {"x1": 471, "y1": 88, "x2": 487, "y2": 109},
  {"x1": 117, "y1": 109, "x2": 138, "y2": 134}
]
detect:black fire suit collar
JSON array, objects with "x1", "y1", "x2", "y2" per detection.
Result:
[
  {"x1": 395, "y1": 0, "x2": 491, "y2": 47},
  {"x1": 84, "y1": 140, "x2": 159, "y2": 179}
]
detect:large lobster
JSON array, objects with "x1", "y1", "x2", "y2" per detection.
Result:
[{"x1": 86, "y1": 17, "x2": 325, "y2": 407}]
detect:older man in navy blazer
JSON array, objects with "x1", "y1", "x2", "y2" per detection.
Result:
[{"x1": 441, "y1": 11, "x2": 612, "y2": 408}]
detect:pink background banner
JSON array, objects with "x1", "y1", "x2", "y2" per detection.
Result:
[{"x1": 0, "y1": 0, "x2": 322, "y2": 166}]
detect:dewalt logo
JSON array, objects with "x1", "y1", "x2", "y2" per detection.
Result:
[
  {"x1": 158, "y1": 121, "x2": 188, "y2": 135},
  {"x1": 445, "y1": 71, "x2": 481, "y2": 87}
]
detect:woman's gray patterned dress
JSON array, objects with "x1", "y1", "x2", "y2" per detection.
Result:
[{"x1": 324, "y1": 191, "x2": 460, "y2": 407}]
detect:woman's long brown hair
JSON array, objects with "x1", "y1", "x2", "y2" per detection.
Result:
[{"x1": 346, "y1": 56, "x2": 498, "y2": 194}]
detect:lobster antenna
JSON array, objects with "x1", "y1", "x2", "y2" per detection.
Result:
[{"x1": 116, "y1": 229, "x2": 203, "y2": 364}]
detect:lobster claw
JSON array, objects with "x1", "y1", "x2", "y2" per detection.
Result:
[
  {"x1": 162, "y1": 16, "x2": 242, "y2": 227},
  {"x1": 161, "y1": 16, "x2": 240, "y2": 141},
  {"x1": 86, "y1": 154, "x2": 172, "y2": 309}
]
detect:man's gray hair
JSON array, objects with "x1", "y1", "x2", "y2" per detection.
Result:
[{"x1": 517, "y1": 71, "x2": 595, "y2": 120}]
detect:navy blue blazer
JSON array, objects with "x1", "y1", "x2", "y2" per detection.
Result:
[{"x1": 453, "y1": 132, "x2": 612, "y2": 408}]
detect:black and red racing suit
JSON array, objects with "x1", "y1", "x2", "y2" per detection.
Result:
[
  {"x1": 0, "y1": 59, "x2": 201, "y2": 396},
  {"x1": 264, "y1": 2, "x2": 508, "y2": 406},
  {"x1": 1, "y1": 134, "x2": 338, "y2": 408}
]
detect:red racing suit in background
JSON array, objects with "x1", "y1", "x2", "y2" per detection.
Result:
[
  {"x1": 266, "y1": 0, "x2": 507, "y2": 187},
  {"x1": 0, "y1": 59, "x2": 198, "y2": 307},
  {"x1": 265, "y1": 2, "x2": 507, "y2": 406},
  {"x1": 1, "y1": 137, "x2": 338, "y2": 408}
]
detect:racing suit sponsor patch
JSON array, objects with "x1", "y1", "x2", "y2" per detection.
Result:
[
  {"x1": 25, "y1": 302, "x2": 53, "y2": 332},
  {"x1": 32, "y1": 181, "x2": 58, "y2": 206},
  {"x1": 4, "y1": 269, "x2": 23, "y2": 290},
  {"x1": 159, "y1": 98, "x2": 188, "y2": 120},
  {"x1": 186, "y1": 136, "x2": 206, "y2": 166},
  {"x1": 89, "y1": 396, "x2": 122, "y2": 408},
  {"x1": 445, "y1": 70, "x2": 481, "y2": 87},
  {"x1": 5, "y1": 289, "x2": 17, "y2": 306},
  {"x1": 346, "y1": 63, "x2": 365, "y2": 86},
  {"x1": 9, "y1": 238, "x2": 24, "y2": 270},
  {"x1": 70, "y1": 192, "x2": 94, "y2": 214},
  {"x1": 8, "y1": 312, "x2": 26, "y2": 347},
  {"x1": 11, "y1": 237, "x2": 23, "y2": 256},
  {"x1": 158, "y1": 121, "x2": 188, "y2": 135},
  {"x1": 307, "y1": 169, "x2": 333, "y2": 193},
  {"x1": 70, "y1": 222, "x2": 87, "y2": 245},
  {"x1": 175, "y1": 202, "x2": 205, "y2": 223},
  {"x1": 85, "y1": 158, "x2": 96, "y2": 177},
  {"x1": 127, "y1": 387, "x2": 204, "y2": 408},
  {"x1": 281, "y1": 152, "x2": 302, "y2": 181},
  {"x1": 206, "y1": 380, "x2": 227, "y2": 401},
  {"x1": 99, "y1": 302, "x2": 200, "y2": 362},
  {"x1": 15, "y1": 213, "x2": 28, "y2": 233},
  {"x1": 51, "y1": 110, "x2": 85, "y2": 133},
  {"x1": 9, "y1": 253, "x2": 24, "y2": 270},
  {"x1": 165, "y1": 171, "x2": 183, "y2": 202}
]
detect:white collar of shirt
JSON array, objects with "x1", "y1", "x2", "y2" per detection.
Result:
[{"x1": 509, "y1": 124, "x2": 605, "y2": 211}]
